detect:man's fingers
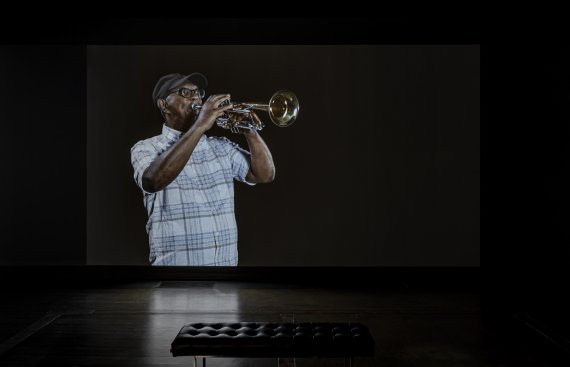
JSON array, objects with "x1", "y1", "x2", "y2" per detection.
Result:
[
  {"x1": 210, "y1": 94, "x2": 231, "y2": 104},
  {"x1": 219, "y1": 104, "x2": 235, "y2": 112}
]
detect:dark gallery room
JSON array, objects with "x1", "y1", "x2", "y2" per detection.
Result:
[{"x1": 1, "y1": 16, "x2": 569, "y2": 366}]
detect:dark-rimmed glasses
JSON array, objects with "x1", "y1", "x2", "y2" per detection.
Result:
[{"x1": 168, "y1": 87, "x2": 205, "y2": 99}]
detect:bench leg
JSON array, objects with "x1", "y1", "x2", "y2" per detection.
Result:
[
  {"x1": 193, "y1": 356, "x2": 206, "y2": 367},
  {"x1": 344, "y1": 357, "x2": 353, "y2": 367},
  {"x1": 277, "y1": 357, "x2": 296, "y2": 366}
]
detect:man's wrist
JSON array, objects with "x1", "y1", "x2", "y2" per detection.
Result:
[
  {"x1": 188, "y1": 124, "x2": 207, "y2": 136},
  {"x1": 243, "y1": 128, "x2": 259, "y2": 137}
]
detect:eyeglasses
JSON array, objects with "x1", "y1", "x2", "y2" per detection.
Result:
[{"x1": 168, "y1": 87, "x2": 205, "y2": 99}]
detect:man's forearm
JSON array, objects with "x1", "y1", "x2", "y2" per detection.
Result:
[
  {"x1": 244, "y1": 130, "x2": 275, "y2": 183},
  {"x1": 142, "y1": 125, "x2": 205, "y2": 192}
]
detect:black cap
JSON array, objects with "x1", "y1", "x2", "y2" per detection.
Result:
[{"x1": 152, "y1": 72, "x2": 208, "y2": 105}]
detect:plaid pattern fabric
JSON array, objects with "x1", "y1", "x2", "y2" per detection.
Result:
[{"x1": 131, "y1": 124, "x2": 254, "y2": 266}]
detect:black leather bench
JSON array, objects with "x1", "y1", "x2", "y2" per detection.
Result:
[{"x1": 171, "y1": 322, "x2": 375, "y2": 366}]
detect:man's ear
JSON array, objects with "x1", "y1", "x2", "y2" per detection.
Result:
[{"x1": 157, "y1": 99, "x2": 168, "y2": 113}]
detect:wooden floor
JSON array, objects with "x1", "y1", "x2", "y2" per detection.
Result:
[{"x1": 0, "y1": 281, "x2": 568, "y2": 366}]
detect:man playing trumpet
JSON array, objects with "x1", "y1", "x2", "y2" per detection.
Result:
[{"x1": 130, "y1": 72, "x2": 275, "y2": 266}]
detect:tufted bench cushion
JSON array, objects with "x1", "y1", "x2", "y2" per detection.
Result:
[{"x1": 171, "y1": 322, "x2": 375, "y2": 358}]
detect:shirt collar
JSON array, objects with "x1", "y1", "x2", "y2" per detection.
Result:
[{"x1": 162, "y1": 124, "x2": 183, "y2": 142}]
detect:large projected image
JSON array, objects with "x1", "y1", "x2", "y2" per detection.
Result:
[{"x1": 87, "y1": 45, "x2": 480, "y2": 266}]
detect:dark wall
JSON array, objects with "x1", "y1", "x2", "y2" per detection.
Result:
[
  {"x1": 0, "y1": 45, "x2": 85, "y2": 265},
  {"x1": 87, "y1": 45, "x2": 480, "y2": 266},
  {"x1": 480, "y1": 33, "x2": 570, "y2": 343}
]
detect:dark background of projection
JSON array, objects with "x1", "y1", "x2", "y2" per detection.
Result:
[{"x1": 86, "y1": 45, "x2": 480, "y2": 266}]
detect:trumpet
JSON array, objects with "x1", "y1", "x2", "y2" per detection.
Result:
[{"x1": 192, "y1": 90, "x2": 299, "y2": 132}]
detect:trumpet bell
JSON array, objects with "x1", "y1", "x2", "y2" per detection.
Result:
[{"x1": 268, "y1": 90, "x2": 299, "y2": 127}]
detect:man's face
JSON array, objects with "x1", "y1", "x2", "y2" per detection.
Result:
[{"x1": 164, "y1": 81, "x2": 204, "y2": 122}]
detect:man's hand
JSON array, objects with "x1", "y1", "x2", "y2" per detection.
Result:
[{"x1": 193, "y1": 94, "x2": 234, "y2": 133}]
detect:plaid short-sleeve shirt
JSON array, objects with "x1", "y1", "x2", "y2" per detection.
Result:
[{"x1": 131, "y1": 124, "x2": 254, "y2": 266}]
